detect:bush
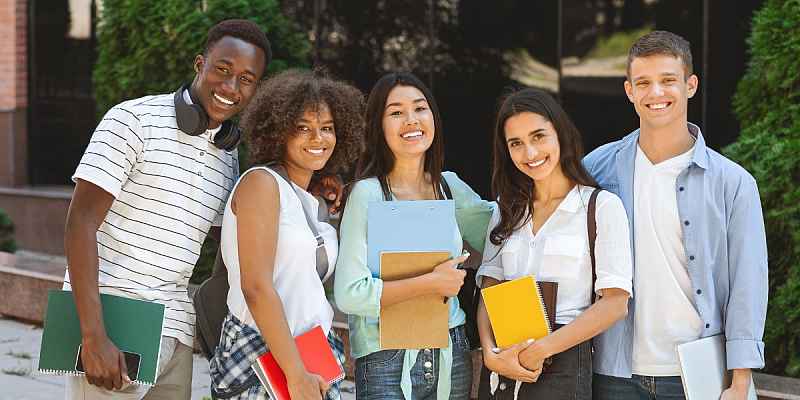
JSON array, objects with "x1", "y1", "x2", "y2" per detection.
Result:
[
  {"x1": 0, "y1": 208, "x2": 17, "y2": 254},
  {"x1": 724, "y1": 0, "x2": 800, "y2": 377},
  {"x1": 93, "y1": 0, "x2": 311, "y2": 115},
  {"x1": 93, "y1": 0, "x2": 311, "y2": 283}
]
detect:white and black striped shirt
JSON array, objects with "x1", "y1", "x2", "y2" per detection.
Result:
[{"x1": 65, "y1": 92, "x2": 239, "y2": 347}]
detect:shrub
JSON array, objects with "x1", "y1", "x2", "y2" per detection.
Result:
[
  {"x1": 724, "y1": 0, "x2": 800, "y2": 377},
  {"x1": 93, "y1": 0, "x2": 311, "y2": 115},
  {"x1": 0, "y1": 208, "x2": 17, "y2": 254}
]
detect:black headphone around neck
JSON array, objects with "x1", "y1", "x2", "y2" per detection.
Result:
[{"x1": 173, "y1": 83, "x2": 241, "y2": 151}]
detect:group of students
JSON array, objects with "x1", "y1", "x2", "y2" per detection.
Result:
[{"x1": 63, "y1": 19, "x2": 767, "y2": 400}]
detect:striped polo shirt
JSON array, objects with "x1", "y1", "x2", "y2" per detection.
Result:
[{"x1": 65, "y1": 92, "x2": 239, "y2": 347}]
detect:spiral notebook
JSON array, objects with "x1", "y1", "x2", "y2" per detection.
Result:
[
  {"x1": 481, "y1": 275, "x2": 551, "y2": 348},
  {"x1": 37, "y1": 290, "x2": 165, "y2": 386},
  {"x1": 251, "y1": 326, "x2": 344, "y2": 400}
]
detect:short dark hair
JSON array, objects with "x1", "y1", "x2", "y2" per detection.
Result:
[
  {"x1": 490, "y1": 88, "x2": 598, "y2": 245},
  {"x1": 241, "y1": 69, "x2": 366, "y2": 175},
  {"x1": 356, "y1": 72, "x2": 445, "y2": 192},
  {"x1": 204, "y1": 19, "x2": 272, "y2": 66},
  {"x1": 627, "y1": 30, "x2": 693, "y2": 79}
]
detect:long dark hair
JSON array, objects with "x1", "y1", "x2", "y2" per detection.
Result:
[
  {"x1": 490, "y1": 88, "x2": 598, "y2": 245},
  {"x1": 355, "y1": 72, "x2": 445, "y2": 195}
]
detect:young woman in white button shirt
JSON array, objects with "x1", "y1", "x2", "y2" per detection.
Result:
[{"x1": 475, "y1": 88, "x2": 633, "y2": 399}]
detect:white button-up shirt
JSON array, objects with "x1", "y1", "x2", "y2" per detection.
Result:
[{"x1": 477, "y1": 185, "x2": 633, "y2": 325}]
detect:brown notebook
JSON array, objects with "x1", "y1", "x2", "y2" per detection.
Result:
[
  {"x1": 536, "y1": 281, "x2": 558, "y2": 330},
  {"x1": 379, "y1": 251, "x2": 451, "y2": 349}
]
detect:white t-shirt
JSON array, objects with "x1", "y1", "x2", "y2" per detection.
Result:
[
  {"x1": 222, "y1": 167, "x2": 338, "y2": 339},
  {"x1": 477, "y1": 185, "x2": 632, "y2": 325},
  {"x1": 66, "y1": 93, "x2": 238, "y2": 347},
  {"x1": 632, "y1": 144, "x2": 703, "y2": 376}
]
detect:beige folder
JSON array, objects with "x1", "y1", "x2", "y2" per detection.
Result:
[{"x1": 379, "y1": 251, "x2": 451, "y2": 349}]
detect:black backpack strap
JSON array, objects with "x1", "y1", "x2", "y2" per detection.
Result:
[
  {"x1": 378, "y1": 175, "x2": 392, "y2": 201},
  {"x1": 588, "y1": 187, "x2": 602, "y2": 303},
  {"x1": 440, "y1": 175, "x2": 453, "y2": 200}
]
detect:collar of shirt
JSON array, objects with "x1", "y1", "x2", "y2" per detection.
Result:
[{"x1": 182, "y1": 88, "x2": 222, "y2": 143}]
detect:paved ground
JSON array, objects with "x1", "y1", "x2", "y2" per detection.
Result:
[{"x1": 0, "y1": 316, "x2": 355, "y2": 400}]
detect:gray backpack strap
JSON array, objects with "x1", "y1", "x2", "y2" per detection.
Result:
[{"x1": 267, "y1": 164, "x2": 330, "y2": 281}]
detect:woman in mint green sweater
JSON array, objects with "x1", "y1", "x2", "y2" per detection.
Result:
[{"x1": 334, "y1": 72, "x2": 493, "y2": 400}]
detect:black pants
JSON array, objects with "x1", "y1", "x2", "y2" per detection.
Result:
[{"x1": 478, "y1": 340, "x2": 592, "y2": 400}]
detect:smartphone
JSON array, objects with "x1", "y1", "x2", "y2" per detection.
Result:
[{"x1": 75, "y1": 344, "x2": 141, "y2": 382}]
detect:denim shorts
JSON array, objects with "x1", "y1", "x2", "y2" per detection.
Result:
[
  {"x1": 478, "y1": 339, "x2": 593, "y2": 400},
  {"x1": 355, "y1": 325, "x2": 473, "y2": 400}
]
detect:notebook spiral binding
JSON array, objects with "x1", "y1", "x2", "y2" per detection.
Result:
[
  {"x1": 533, "y1": 279, "x2": 552, "y2": 335},
  {"x1": 37, "y1": 369, "x2": 155, "y2": 386}
]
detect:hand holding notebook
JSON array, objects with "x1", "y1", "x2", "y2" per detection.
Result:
[
  {"x1": 251, "y1": 326, "x2": 344, "y2": 400},
  {"x1": 481, "y1": 276, "x2": 552, "y2": 349}
]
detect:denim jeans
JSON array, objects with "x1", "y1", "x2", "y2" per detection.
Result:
[
  {"x1": 478, "y1": 339, "x2": 592, "y2": 400},
  {"x1": 355, "y1": 325, "x2": 473, "y2": 400},
  {"x1": 593, "y1": 373, "x2": 686, "y2": 400}
]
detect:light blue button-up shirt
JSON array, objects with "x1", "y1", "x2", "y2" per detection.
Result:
[{"x1": 583, "y1": 123, "x2": 768, "y2": 378}]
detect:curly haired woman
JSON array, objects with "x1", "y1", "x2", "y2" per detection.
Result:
[{"x1": 209, "y1": 69, "x2": 365, "y2": 400}]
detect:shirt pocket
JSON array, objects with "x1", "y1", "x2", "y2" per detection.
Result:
[
  {"x1": 541, "y1": 234, "x2": 587, "y2": 280},
  {"x1": 498, "y1": 236, "x2": 531, "y2": 278}
]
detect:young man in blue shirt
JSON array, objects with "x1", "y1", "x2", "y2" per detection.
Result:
[{"x1": 583, "y1": 30, "x2": 768, "y2": 400}]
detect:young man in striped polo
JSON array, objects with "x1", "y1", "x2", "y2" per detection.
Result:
[{"x1": 63, "y1": 19, "x2": 269, "y2": 399}]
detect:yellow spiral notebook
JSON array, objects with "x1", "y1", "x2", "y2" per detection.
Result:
[{"x1": 481, "y1": 275, "x2": 551, "y2": 348}]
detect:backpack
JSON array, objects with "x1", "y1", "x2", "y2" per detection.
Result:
[{"x1": 193, "y1": 165, "x2": 330, "y2": 360}]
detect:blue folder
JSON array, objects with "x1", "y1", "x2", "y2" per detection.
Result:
[{"x1": 366, "y1": 200, "x2": 460, "y2": 278}]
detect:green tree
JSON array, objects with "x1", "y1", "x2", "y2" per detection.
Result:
[
  {"x1": 724, "y1": 0, "x2": 800, "y2": 377},
  {"x1": 0, "y1": 208, "x2": 17, "y2": 254},
  {"x1": 93, "y1": 0, "x2": 310, "y2": 115}
]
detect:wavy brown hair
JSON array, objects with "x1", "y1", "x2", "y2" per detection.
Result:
[
  {"x1": 354, "y1": 72, "x2": 445, "y2": 194},
  {"x1": 490, "y1": 88, "x2": 598, "y2": 245},
  {"x1": 240, "y1": 68, "x2": 365, "y2": 175}
]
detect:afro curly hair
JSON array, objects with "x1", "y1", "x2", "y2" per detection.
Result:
[
  {"x1": 241, "y1": 69, "x2": 366, "y2": 176},
  {"x1": 205, "y1": 19, "x2": 272, "y2": 66}
]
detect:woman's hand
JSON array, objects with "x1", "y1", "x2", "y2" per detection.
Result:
[
  {"x1": 429, "y1": 255, "x2": 468, "y2": 297},
  {"x1": 483, "y1": 340, "x2": 542, "y2": 383},
  {"x1": 287, "y1": 371, "x2": 330, "y2": 400}
]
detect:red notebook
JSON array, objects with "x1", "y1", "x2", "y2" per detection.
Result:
[{"x1": 251, "y1": 326, "x2": 344, "y2": 400}]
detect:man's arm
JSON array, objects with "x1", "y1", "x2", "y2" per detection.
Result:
[
  {"x1": 64, "y1": 179, "x2": 129, "y2": 390},
  {"x1": 721, "y1": 177, "x2": 768, "y2": 398}
]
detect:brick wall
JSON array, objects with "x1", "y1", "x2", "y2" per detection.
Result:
[{"x1": 0, "y1": 0, "x2": 27, "y2": 111}]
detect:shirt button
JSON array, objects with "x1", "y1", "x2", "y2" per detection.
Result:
[
  {"x1": 705, "y1": 323, "x2": 711, "y2": 328},
  {"x1": 689, "y1": 255, "x2": 695, "y2": 261},
  {"x1": 679, "y1": 186, "x2": 685, "y2": 192},
  {"x1": 696, "y1": 289, "x2": 702, "y2": 295},
  {"x1": 200, "y1": 151, "x2": 205, "y2": 156},
  {"x1": 684, "y1": 220, "x2": 690, "y2": 226},
  {"x1": 424, "y1": 348, "x2": 432, "y2": 354},
  {"x1": 425, "y1": 372, "x2": 433, "y2": 379},
  {"x1": 499, "y1": 383, "x2": 507, "y2": 391},
  {"x1": 424, "y1": 361, "x2": 432, "y2": 369}
]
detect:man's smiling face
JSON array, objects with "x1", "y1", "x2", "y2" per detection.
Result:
[
  {"x1": 624, "y1": 54, "x2": 698, "y2": 131},
  {"x1": 191, "y1": 36, "x2": 266, "y2": 129}
]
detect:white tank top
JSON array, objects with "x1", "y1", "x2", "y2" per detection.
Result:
[{"x1": 222, "y1": 166, "x2": 338, "y2": 337}]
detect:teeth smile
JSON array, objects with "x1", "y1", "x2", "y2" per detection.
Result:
[
  {"x1": 213, "y1": 93, "x2": 235, "y2": 106},
  {"x1": 306, "y1": 148, "x2": 324, "y2": 155},
  {"x1": 527, "y1": 159, "x2": 546, "y2": 168},
  {"x1": 648, "y1": 102, "x2": 669, "y2": 110},
  {"x1": 401, "y1": 130, "x2": 423, "y2": 139}
]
